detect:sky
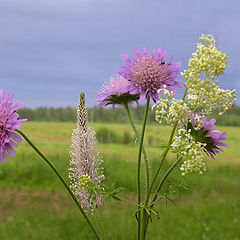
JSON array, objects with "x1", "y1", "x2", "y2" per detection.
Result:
[{"x1": 0, "y1": 0, "x2": 239, "y2": 108}]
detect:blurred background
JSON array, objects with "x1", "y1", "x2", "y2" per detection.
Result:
[{"x1": 0, "y1": 1, "x2": 240, "y2": 239}]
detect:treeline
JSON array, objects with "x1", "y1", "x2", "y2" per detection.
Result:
[
  {"x1": 211, "y1": 105, "x2": 240, "y2": 126},
  {"x1": 17, "y1": 105, "x2": 156, "y2": 123},
  {"x1": 17, "y1": 105, "x2": 240, "y2": 126}
]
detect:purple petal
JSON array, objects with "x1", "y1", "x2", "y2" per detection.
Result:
[
  {"x1": 6, "y1": 144, "x2": 16, "y2": 157},
  {"x1": 8, "y1": 132, "x2": 22, "y2": 143},
  {"x1": 10, "y1": 140, "x2": 18, "y2": 148},
  {"x1": 121, "y1": 54, "x2": 130, "y2": 63}
]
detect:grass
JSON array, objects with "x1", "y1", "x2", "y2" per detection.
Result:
[{"x1": 0, "y1": 122, "x2": 240, "y2": 239}]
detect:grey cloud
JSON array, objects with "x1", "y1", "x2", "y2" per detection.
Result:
[{"x1": 0, "y1": 0, "x2": 239, "y2": 107}]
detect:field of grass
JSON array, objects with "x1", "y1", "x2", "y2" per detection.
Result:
[{"x1": 0, "y1": 122, "x2": 240, "y2": 239}]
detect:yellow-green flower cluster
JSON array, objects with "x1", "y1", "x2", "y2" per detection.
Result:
[
  {"x1": 154, "y1": 86, "x2": 190, "y2": 125},
  {"x1": 171, "y1": 128, "x2": 207, "y2": 175},
  {"x1": 186, "y1": 78, "x2": 236, "y2": 115},
  {"x1": 182, "y1": 34, "x2": 236, "y2": 115},
  {"x1": 78, "y1": 174, "x2": 92, "y2": 190},
  {"x1": 154, "y1": 34, "x2": 236, "y2": 175},
  {"x1": 184, "y1": 34, "x2": 228, "y2": 79},
  {"x1": 154, "y1": 35, "x2": 236, "y2": 125},
  {"x1": 180, "y1": 143, "x2": 207, "y2": 176}
]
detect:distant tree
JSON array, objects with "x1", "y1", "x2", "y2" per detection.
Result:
[{"x1": 17, "y1": 104, "x2": 240, "y2": 126}]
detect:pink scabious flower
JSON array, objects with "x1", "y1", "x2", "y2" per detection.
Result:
[
  {"x1": 96, "y1": 75, "x2": 139, "y2": 106},
  {"x1": 70, "y1": 93, "x2": 104, "y2": 211},
  {"x1": 0, "y1": 90, "x2": 26, "y2": 162},
  {"x1": 188, "y1": 114, "x2": 227, "y2": 159},
  {"x1": 115, "y1": 47, "x2": 182, "y2": 101}
]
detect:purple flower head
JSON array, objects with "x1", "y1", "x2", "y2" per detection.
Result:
[
  {"x1": 0, "y1": 89, "x2": 27, "y2": 161},
  {"x1": 96, "y1": 75, "x2": 139, "y2": 107},
  {"x1": 115, "y1": 47, "x2": 183, "y2": 101},
  {"x1": 188, "y1": 113, "x2": 227, "y2": 159}
]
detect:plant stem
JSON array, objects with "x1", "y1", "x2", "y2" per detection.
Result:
[
  {"x1": 145, "y1": 123, "x2": 177, "y2": 204},
  {"x1": 141, "y1": 208, "x2": 148, "y2": 240},
  {"x1": 146, "y1": 87, "x2": 188, "y2": 204},
  {"x1": 143, "y1": 87, "x2": 189, "y2": 237},
  {"x1": 113, "y1": 196, "x2": 137, "y2": 206},
  {"x1": 137, "y1": 94, "x2": 150, "y2": 240},
  {"x1": 124, "y1": 103, "x2": 150, "y2": 193},
  {"x1": 141, "y1": 123, "x2": 177, "y2": 239},
  {"x1": 15, "y1": 129, "x2": 101, "y2": 240},
  {"x1": 143, "y1": 156, "x2": 182, "y2": 240},
  {"x1": 151, "y1": 156, "x2": 182, "y2": 205}
]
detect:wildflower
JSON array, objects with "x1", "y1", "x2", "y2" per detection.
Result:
[
  {"x1": 171, "y1": 128, "x2": 206, "y2": 176},
  {"x1": 115, "y1": 46, "x2": 182, "y2": 101},
  {"x1": 70, "y1": 93, "x2": 104, "y2": 211},
  {"x1": 188, "y1": 114, "x2": 227, "y2": 159},
  {"x1": 0, "y1": 90, "x2": 26, "y2": 162},
  {"x1": 171, "y1": 113, "x2": 227, "y2": 175},
  {"x1": 96, "y1": 75, "x2": 139, "y2": 106},
  {"x1": 171, "y1": 128, "x2": 207, "y2": 175},
  {"x1": 186, "y1": 34, "x2": 229, "y2": 79},
  {"x1": 154, "y1": 86, "x2": 190, "y2": 125},
  {"x1": 182, "y1": 34, "x2": 236, "y2": 115},
  {"x1": 179, "y1": 141, "x2": 207, "y2": 176}
]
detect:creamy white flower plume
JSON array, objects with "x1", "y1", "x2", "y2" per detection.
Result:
[{"x1": 69, "y1": 92, "x2": 104, "y2": 211}]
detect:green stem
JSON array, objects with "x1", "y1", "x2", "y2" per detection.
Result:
[
  {"x1": 142, "y1": 156, "x2": 183, "y2": 240},
  {"x1": 145, "y1": 87, "x2": 188, "y2": 203},
  {"x1": 181, "y1": 103, "x2": 200, "y2": 127},
  {"x1": 141, "y1": 208, "x2": 148, "y2": 240},
  {"x1": 137, "y1": 94, "x2": 150, "y2": 240},
  {"x1": 141, "y1": 124, "x2": 177, "y2": 239},
  {"x1": 15, "y1": 129, "x2": 101, "y2": 240},
  {"x1": 145, "y1": 123, "x2": 177, "y2": 204},
  {"x1": 143, "y1": 87, "x2": 189, "y2": 238},
  {"x1": 143, "y1": 156, "x2": 182, "y2": 239},
  {"x1": 151, "y1": 156, "x2": 182, "y2": 205},
  {"x1": 114, "y1": 196, "x2": 137, "y2": 206},
  {"x1": 124, "y1": 103, "x2": 150, "y2": 193},
  {"x1": 182, "y1": 87, "x2": 188, "y2": 100}
]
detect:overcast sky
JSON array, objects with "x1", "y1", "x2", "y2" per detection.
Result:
[{"x1": 0, "y1": 0, "x2": 239, "y2": 108}]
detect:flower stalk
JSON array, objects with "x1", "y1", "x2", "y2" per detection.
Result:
[
  {"x1": 142, "y1": 88, "x2": 189, "y2": 238},
  {"x1": 15, "y1": 129, "x2": 101, "y2": 240},
  {"x1": 137, "y1": 93, "x2": 150, "y2": 240},
  {"x1": 124, "y1": 103, "x2": 150, "y2": 193},
  {"x1": 70, "y1": 93, "x2": 104, "y2": 211}
]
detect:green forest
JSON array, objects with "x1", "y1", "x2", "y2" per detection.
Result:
[{"x1": 17, "y1": 104, "x2": 240, "y2": 126}]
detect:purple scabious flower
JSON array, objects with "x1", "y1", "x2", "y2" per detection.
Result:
[
  {"x1": 96, "y1": 75, "x2": 139, "y2": 107},
  {"x1": 0, "y1": 90, "x2": 26, "y2": 162},
  {"x1": 201, "y1": 118, "x2": 227, "y2": 159},
  {"x1": 115, "y1": 47, "x2": 182, "y2": 101},
  {"x1": 188, "y1": 114, "x2": 227, "y2": 159},
  {"x1": 70, "y1": 93, "x2": 104, "y2": 211}
]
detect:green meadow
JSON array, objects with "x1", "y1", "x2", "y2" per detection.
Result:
[{"x1": 0, "y1": 122, "x2": 240, "y2": 240}]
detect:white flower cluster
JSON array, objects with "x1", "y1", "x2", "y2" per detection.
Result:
[
  {"x1": 182, "y1": 34, "x2": 236, "y2": 115},
  {"x1": 186, "y1": 34, "x2": 228, "y2": 78},
  {"x1": 180, "y1": 143, "x2": 207, "y2": 176},
  {"x1": 154, "y1": 35, "x2": 236, "y2": 125},
  {"x1": 171, "y1": 129, "x2": 207, "y2": 175},
  {"x1": 154, "y1": 86, "x2": 190, "y2": 125},
  {"x1": 154, "y1": 34, "x2": 236, "y2": 176}
]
